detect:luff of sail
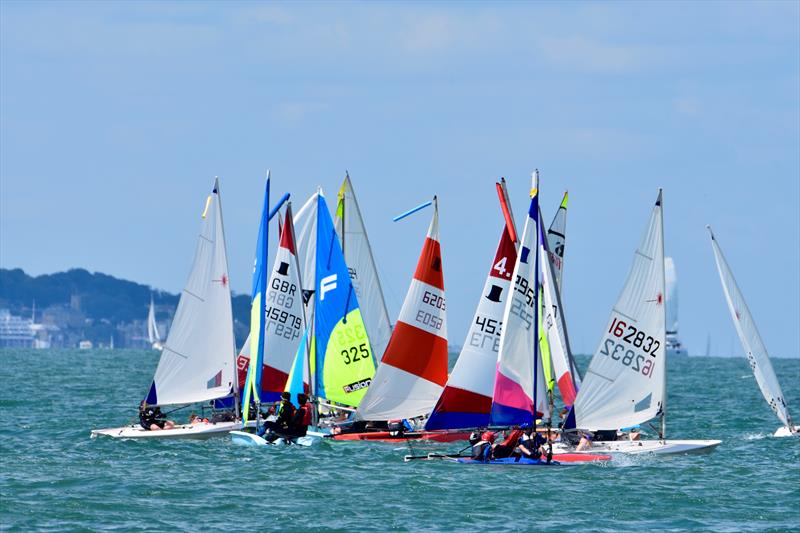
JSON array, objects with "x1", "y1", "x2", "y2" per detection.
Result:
[
  {"x1": 335, "y1": 174, "x2": 393, "y2": 363},
  {"x1": 425, "y1": 222, "x2": 517, "y2": 430},
  {"x1": 313, "y1": 194, "x2": 376, "y2": 407},
  {"x1": 490, "y1": 189, "x2": 548, "y2": 426},
  {"x1": 357, "y1": 198, "x2": 448, "y2": 421},
  {"x1": 571, "y1": 190, "x2": 666, "y2": 431},
  {"x1": 145, "y1": 178, "x2": 236, "y2": 406},
  {"x1": 707, "y1": 226, "x2": 794, "y2": 430}
]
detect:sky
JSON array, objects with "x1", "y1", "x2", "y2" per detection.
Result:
[{"x1": 1, "y1": 1, "x2": 798, "y2": 358}]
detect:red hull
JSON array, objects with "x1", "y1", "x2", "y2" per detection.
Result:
[{"x1": 331, "y1": 430, "x2": 471, "y2": 443}]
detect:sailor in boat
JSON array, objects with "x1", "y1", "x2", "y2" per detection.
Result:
[
  {"x1": 188, "y1": 413, "x2": 209, "y2": 424},
  {"x1": 138, "y1": 401, "x2": 175, "y2": 431},
  {"x1": 259, "y1": 392, "x2": 296, "y2": 437},
  {"x1": 517, "y1": 426, "x2": 547, "y2": 460},
  {"x1": 285, "y1": 393, "x2": 313, "y2": 438},
  {"x1": 492, "y1": 428, "x2": 524, "y2": 459},
  {"x1": 575, "y1": 431, "x2": 594, "y2": 452},
  {"x1": 470, "y1": 431, "x2": 497, "y2": 461}
]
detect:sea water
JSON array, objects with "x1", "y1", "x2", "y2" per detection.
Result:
[{"x1": 1, "y1": 349, "x2": 798, "y2": 531}]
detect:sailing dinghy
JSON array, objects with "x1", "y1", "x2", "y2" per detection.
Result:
[
  {"x1": 707, "y1": 226, "x2": 798, "y2": 437},
  {"x1": 92, "y1": 178, "x2": 241, "y2": 439},
  {"x1": 425, "y1": 182, "x2": 518, "y2": 431},
  {"x1": 344, "y1": 197, "x2": 469, "y2": 441},
  {"x1": 556, "y1": 190, "x2": 721, "y2": 455}
]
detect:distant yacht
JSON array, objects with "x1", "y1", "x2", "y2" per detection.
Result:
[
  {"x1": 665, "y1": 257, "x2": 688, "y2": 356},
  {"x1": 147, "y1": 296, "x2": 163, "y2": 351}
]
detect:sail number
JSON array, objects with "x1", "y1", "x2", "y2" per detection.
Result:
[
  {"x1": 470, "y1": 315, "x2": 502, "y2": 352},
  {"x1": 599, "y1": 338, "x2": 655, "y2": 378},
  {"x1": 264, "y1": 306, "x2": 302, "y2": 340},
  {"x1": 341, "y1": 343, "x2": 370, "y2": 365},
  {"x1": 608, "y1": 318, "x2": 660, "y2": 356},
  {"x1": 422, "y1": 291, "x2": 446, "y2": 310}
]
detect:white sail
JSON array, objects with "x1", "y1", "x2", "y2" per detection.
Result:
[
  {"x1": 540, "y1": 228, "x2": 580, "y2": 406},
  {"x1": 490, "y1": 189, "x2": 548, "y2": 425},
  {"x1": 293, "y1": 191, "x2": 319, "y2": 306},
  {"x1": 546, "y1": 191, "x2": 568, "y2": 289},
  {"x1": 572, "y1": 190, "x2": 666, "y2": 431},
  {"x1": 334, "y1": 174, "x2": 393, "y2": 362},
  {"x1": 146, "y1": 179, "x2": 236, "y2": 406},
  {"x1": 147, "y1": 296, "x2": 161, "y2": 345},
  {"x1": 235, "y1": 209, "x2": 307, "y2": 401},
  {"x1": 708, "y1": 226, "x2": 794, "y2": 429}
]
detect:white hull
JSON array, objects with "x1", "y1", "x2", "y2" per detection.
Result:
[
  {"x1": 552, "y1": 439, "x2": 721, "y2": 456},
  {"x1": 91, "y1": 421, "x2": 241, "y2": 440},
  {"x1": 230, "y1": 430, "x2": 319, "y2": 447},
  {"x1": 773, "y1": 425, "x2": 799, "y2": 438}
]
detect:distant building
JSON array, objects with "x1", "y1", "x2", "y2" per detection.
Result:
[{"x1": 0, "y1": 308, "x2": 55, "y2": 348}]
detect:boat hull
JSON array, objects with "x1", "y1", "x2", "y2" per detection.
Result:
[
  {"x1": 331, "y1": 430, "x2": 471, "y2": 443},
  {"x1": 230, "y1": 430, "x2": 318, "y2": 447},
  {"x1": 90, "y1": 421, "x2": 242, "y2": 440},
  {"x1": 552, "y1": 439, "x2": 721, "y2": 456},
  {"x1": 773, "y1": 425, "x2": 799, "y2": 438}
]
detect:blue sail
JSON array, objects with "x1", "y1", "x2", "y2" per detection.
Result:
[
  {"x1": 313, "y1": 195, "x2": 376, "y2": 406},
  {"x1": 242, "y1": 177, "x2": 270, "y2": 419}
]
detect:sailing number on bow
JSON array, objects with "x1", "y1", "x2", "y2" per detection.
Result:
[
  {"x1": 265, "y1": 278, "x2": 302, "y2": 340},
  {"x1": 600, "y1": 317, "x2": 659, "y2": 378}
]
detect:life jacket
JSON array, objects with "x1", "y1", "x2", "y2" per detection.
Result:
[
  {"x1": 500, "y1": 429, "x2": 523, "y2": 448},
  {"x1": 297, "y1": 404, "x2": 312, "y2": 426},
  {"x1": 471, "y1": 441, "x2": 492, "y2": 461}
]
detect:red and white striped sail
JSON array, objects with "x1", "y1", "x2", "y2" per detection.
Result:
[
  {"x1": 356, "y1": 199, "x2": 448, "y2": 421},
  {"x1": 235, "y1": 209, "x2": 306, "y2": 401}
]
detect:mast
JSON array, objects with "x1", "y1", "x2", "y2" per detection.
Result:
[
  {"x1": 532, "y1": 171, "x2": 540, "y2": 437},
  {"x1": 215, "y1": 176, "x2": 241, "y2": 419},
  {"x1": 657, "y1": 189, "x2": 666, "y2": 441}
]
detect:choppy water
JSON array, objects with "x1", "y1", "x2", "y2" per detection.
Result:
[{"x1": 1, "y1": 349, "x2": 798, "y2": 531}]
